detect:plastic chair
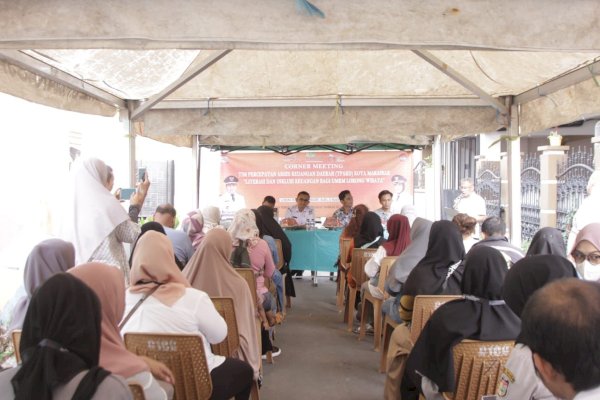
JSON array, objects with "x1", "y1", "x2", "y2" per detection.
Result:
[
  {"x1": 11, "y1": 329, "x2": 22, "y2": 364},
  {"x1": 235, "y1": 268, "x2": 258, "y2": 308},
  {"x1": 274, "y1": 239, "x2": 284, "y2": 270},
  {"x1": 124, "y1": 333, "x2": 212, "y2": 400},
  {"x1": 409, "y1": 295, "x2": 462, "y2": 344},
  {"x1": 346, "y1": 248, "x2": 377, "y2": 332},
  {"x1": 336, "y1": 238, "x2": 352, "y2": 311},
  {"x1": 379, "y1": 316, "x2": 399, "y2": 373},
  {"x1": 210, "y1": 297, "x2": 261, "y2": 400},
  {"x1": 128, "y1": 383, "x2": 146, "y2": 400},
  {"x1": 359, "y1": 256, "x2": 397, "y2": 350},
  {"x1": 443, "y1": 340, "x2": 515, "y2": 400}
]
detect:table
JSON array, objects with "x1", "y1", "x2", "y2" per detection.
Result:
[{"x1": 285, "y1": 229, "x2": 342, "y2": 285}]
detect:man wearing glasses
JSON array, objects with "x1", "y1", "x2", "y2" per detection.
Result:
[
  {"x1": 281, "y1": 191, "x2": 314, "y2": 227},
  {"x1": 453, "y1": 177, "x2": 487, "y2": 223}
]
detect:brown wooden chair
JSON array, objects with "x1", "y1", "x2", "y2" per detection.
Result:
[
  {"x1": 409, "y1": 295, "x2": 462, "y2": 344},
  {"x1": 128, "y1": 383, "x2": 146, "y2": 400},
  {"x1": 274, "y1": 239, "x2": 284, "y2": 271},
  {"x1": 346, "y1": 248, "x2": 377, "y2": 332},
  {"x1": 210, "y1": 297, "x2": 261, "y2": 400},
  {"x1": 236, "y1": 268, "x2": 258, "y2": 308},
  {"x1": 379, "y1": 316, "x2": 400, "y2": 373},
  {"x1": 336, "y1": 238, "x2": 352, "y2": 311},
  {"x1": 11, "y1": 329, "x2": 22, "y2": 364},
  {"x1": 443, "y1": 340, "x2": 515, "y2": 400},
  {"x1": 359, "y1": 256, "x2": 397, "y2": 351},
  {"x1": 124, "y1": 333, "x2": 212, "y2": 400}
]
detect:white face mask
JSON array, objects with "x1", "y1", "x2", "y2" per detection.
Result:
[{"x1": 576, "y1": 260, "x2": 600, "y2": 282}]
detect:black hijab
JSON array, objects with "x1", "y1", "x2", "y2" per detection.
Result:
[
  {"x1": 403, "y1": 220, "x2": 466, "y2": 297},
  {"x1": 503, "y1": 254, "x2": 576, "y2": 320},
  {"x1": 256, "y1": 205, "x2": 292, "y2": 263},
  {"x1": 402, "y1": 246, "x2": 521, "y2": 398},
  {"x1": 251, "y1": 209, "x2": 266, "y2": 238},
  {"x1": 354, "y1": 211, "x2": 384, "y2": 248},
  {"x1": 128, "y1": 221, "x2": 166, "y2": 267},
  {"x1": 11, "y1": 273, "x2": 109, "y2": 400},
  {"x1": 526, "y1": 227, "x2": 566, "y2": 257}
]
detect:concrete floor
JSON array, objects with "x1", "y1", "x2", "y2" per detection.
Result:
[{"x1": 261, "y1": 276, "x2": 385, "y2": 400}]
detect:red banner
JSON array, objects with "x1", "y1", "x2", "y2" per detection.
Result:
[{"x1": 220, "y1": 150, "x2": 413, "y2": 219}]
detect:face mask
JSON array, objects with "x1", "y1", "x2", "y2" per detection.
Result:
[{"x1": 576, "y1": 260, "x2": 600, "y2": 282}]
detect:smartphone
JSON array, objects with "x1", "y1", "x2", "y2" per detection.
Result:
[
  {"x1": 137, "y1": 167, "x2": 147, "y2": 183},
  {"x1": 120, "y1": 188, "x2": 136, "y2": 200}
]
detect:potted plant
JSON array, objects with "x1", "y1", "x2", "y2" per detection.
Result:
[{"x1": 548, "y1": 129, "x2": 563, "y2": 146}]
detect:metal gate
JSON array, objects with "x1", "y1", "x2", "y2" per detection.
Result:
[
  {"x1": 521, "y1": 153, "x2": 540, "y2": 244},
  {"x1": 476, "y1": 161, "x2": 501, "y2": 218},
  {"x1": 556, "y1": 146, "x2": 595, "y2": 237}
]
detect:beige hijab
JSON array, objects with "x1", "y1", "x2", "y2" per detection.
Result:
[
  {"x1": 130, "y1": 231, "x2": 190, "y2": 306},
  {"x1": 68, "y1": 262, "x2": 148, "y2": 377},
  {"x1": 183, "y1": 228, "x2": 260, "y2": 379}
]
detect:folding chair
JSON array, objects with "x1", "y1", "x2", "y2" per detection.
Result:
[
  {"x1": 11, "y1": 329, "x2": 22, "y2": 364},
  {"x1": 409, "y1": 295, "x2": 462, "y2": 344},
  {"x1": 337, "y1": 238, "x2": 352, "y2": 311},
  {"x1": 211, "y1": 297, "x2": 261, "y2": 400},
  {"x1": 359, "y1": 256, "x2": 397, "y2": 351},
  {"x1": 124, "y1": 333, "x2": 212, "y2": 400},
  {"x1": 443, "y1": 340, "x2": 515, "y2": 400},
  {"x1": 346, "y1": 248, "x2": 377, "y2": 332}
]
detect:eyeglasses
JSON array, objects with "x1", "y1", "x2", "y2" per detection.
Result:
[
  {"x1": 297, "y1": 198, "x2": 310, "y2": 202},
  {"x1": 571, "y1": 250, "x2": 600, "y2": 265}
]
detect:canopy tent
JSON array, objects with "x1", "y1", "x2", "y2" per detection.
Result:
[{"x1": 1, "y1": 0, "x2": 600, "y2": 147}]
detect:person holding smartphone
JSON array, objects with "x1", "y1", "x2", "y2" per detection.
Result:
[{"x1": 62, "y1": 158, "x2": 150, "y2": 284}]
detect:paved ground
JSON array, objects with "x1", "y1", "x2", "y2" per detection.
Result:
[{"x1": 261, "y1": 276, "x2": 385, "y2": 400}]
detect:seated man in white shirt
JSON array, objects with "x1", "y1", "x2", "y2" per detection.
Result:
[
  {"x1": 520, "y1": 278, "x2": 600, "y2": 400},
  {"x1": 374, "y1": 190, "x2": 393, "y2": 239},
  {"x1": 281, "y1": 191, "x2": 314, "y2": 226}
]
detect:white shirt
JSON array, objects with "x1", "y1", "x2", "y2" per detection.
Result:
[
  {"x1": 364, "y1": 246, "x2": 387, "y2": 299},
  {"x1": 453, "y1": 192, "x2": 487, "y2": 219},
  {"x1": 574, "y1": 385, "x2": 600, "y2": 400},
  {"x1": 121, "y1": 288, "x2": 227, "y2": 372},
  {"x1": 219, "y1": 192, "x2": 246, "y2": 226},
  {"x1": 284, "y1": 205, "x2": 315, "y2": 225},
  {"x1": 498, "y1": 343, "x2": 558, "y2": 400},
  {"x1": 374, "y1": 208, "x2": 393, "y2": 239}
]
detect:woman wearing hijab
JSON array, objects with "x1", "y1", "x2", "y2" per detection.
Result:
[
  {"x1": 498, "y1": 255, "x2": 577, "y2": 400},
  {"x1": 253, "y1": 209, "x2": 285, "y2": 313},
  {"x1": 401, "y1": 246, "x2": 521, "y2": 400},
  {"x1": 365, "y1": 214, "x2": 411, "y2": 300},
  {"x1": 384, "y1": 219, "x2": 464, "y2": 399},
  {"x1": 256, "y1": 204, "x2": 296, "y2": 301},
  {"x1": 183, "y1": 229, "x2": 262, "y2": 382},
  {"x1": 62, "y1": 157, "x2": 149, "y2": 284},
  {"x1": 201, "y1": 206, "x2": 222, "y2": 233},
  {"x1": 0, "y1": 273, "x2": 131, "y2": 399},
  {"x1": 68, "y1": 263, "x2": 171, "y2": 400},
  {"x1": 228, "y1": 209, "x2": 278, "y2": 327},
  {"x1": 526, "y1": 227, "x2": 567, "y2": 257},
  {"x1": 181, "y1": 210, "x2": 205, "y2": 251},
  {"x1": 569, "y1": 222, "x2": 600, "y2": 282},
  {"x1": 124, "y1": 231, "x2": 254, "y2": 400},
  {"x1": 127, "y1": 221, "x2": 166, "y2": 267},
  {"x1": 9, "y1": 239, "x2": 75, "y2": 331}
]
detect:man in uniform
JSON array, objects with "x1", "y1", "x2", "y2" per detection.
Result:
[
  {"x1": 219, "y1": 175, "x2": 246, "y2": 228},
  {"x1": 391, "y1": 175, "x2": 411, "y2": 213},
  {"x1": 281, "y1": 191, "x2": 314, "y2": 226}
]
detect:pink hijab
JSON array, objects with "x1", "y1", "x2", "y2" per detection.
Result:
[
  {"x1": 130, "y1": 231, "x2": 190, "y2": 306},
  {"x1": 68, "y1": 262, "x2": 148, "y2": 377},
  {"x1": 182, "y1": 210, "x2": 205, "y2": 250},
  {"x1": 183, "y1": 228, "x2": 261, "y2": 379},
  {"x1": 572, "y1": 222, "x2": 600, "y2": 253}
]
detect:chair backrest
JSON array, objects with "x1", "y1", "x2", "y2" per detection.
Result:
[
  {"x1": 129, "y1": 383, "x2": 146, "y2": 400},
  {"x1": 339, "y1": 238, "x2": 352, "y2": 270},
  {"x1": 350, "y1": 248, "x2": 377, "y2": 287},
  {"x1": 236, "y1": 267, "x2": 258, "y2": 307},
  {"x1": 410, "y1": 295, "x2": 462, "y2": 343},
  {"x1": 378, "y1": 256, "x2": 398, "y2": 292},
  {"x1": 124, "y1": 333, "x2": 212, "y2": 400},
  {"x1": 210, "y1": 297, "x2": 240, "y2": 357},
  {"x1": 445, "y1": 340, "x2": 515, "y2": 400},
  {"x1": 11, "y1": 329, "x2": 22, "y2": 364},
  {"x1": 274, "y1": 239, "x2": 284, "y2": 270}
]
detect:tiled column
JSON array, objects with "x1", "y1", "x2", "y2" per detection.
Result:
[{"x1": 537, "y1": 145, "x2": 569, "y2": 228}]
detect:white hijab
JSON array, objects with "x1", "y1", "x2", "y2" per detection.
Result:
[{"x1": 63, "y1": 158, "x2": 129, "y2": 264}]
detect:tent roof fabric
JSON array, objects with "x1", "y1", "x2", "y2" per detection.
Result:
[{"x1": 1, "y1": 1, "x2": 600, "y2": 147}]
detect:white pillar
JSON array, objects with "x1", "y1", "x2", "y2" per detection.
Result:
[
  {"x1": 507, "y1": 104, "x2": 521, "y2": 246},
  {"x1": 432, "y1": 135, "x2": 442, "y2": 221}
]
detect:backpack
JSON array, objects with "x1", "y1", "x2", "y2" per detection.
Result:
[{"x1": 230, "y1": 239, "x2": 252, "y2": 268}]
